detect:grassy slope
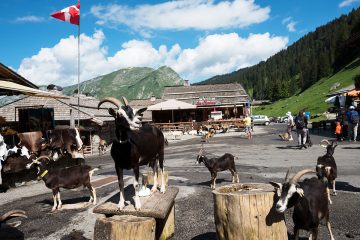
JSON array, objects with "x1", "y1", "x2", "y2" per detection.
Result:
[{"x1": 253, "y1": 58, "x2": 360, "y2": 118}]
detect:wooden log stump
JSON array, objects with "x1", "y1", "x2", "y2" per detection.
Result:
[
  {"x1": 142, "y1": 171, "x2": 169, "y2": 188},
  {"x1": 94, "y1": 215, "x2": 156, "y2": 240},
  {"x1": 213, "y1": 183, "x2": 288, "y2": 240}
]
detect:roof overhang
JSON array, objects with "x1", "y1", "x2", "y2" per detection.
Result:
[{"x1": 0, "y1": 80, "x2": 69, "y2": 99}]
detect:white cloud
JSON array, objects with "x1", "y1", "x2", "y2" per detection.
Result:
[
  {"x1": 18, "y1": 30, "x2": 288, "y2": 86},
  {"x1": 282, "y1": 17, "x2": 297, "y2": 32},
  {"x1": 90, "y1": 0, "x2": 270, "y2": 31},
  {"x1": 14, "y1": 16, "x2": 44, "y2": 23},
  {"x1": 339, "y1": 0, "x2": 360, "y2": 8}
]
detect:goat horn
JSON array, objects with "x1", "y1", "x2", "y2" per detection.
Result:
[
  {"x1": 320, "y1": 139, "x2": 330, "y2": 148},
  {"x1": 284, "y1": 168, "x2": 291, "y2": 182},
  {"x1": 122, "y1": 96, "x2": 129, "y2": 106},
  {"x1": 98, "y1": 97, "x2": 122, "y2": 109},
  {"x1": 0, "y1": 210, "x2": 27, "y2": 222},
  {"x1": 36, "y1": 156, "x2": 51, "y2": 162},
  {"x1": 290, "y1": 169, "x2": 316, "y2": 184}
]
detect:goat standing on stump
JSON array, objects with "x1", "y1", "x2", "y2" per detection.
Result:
[
  {"x1": 98, "y1": 97, "x2": 167, "y2": 211},
  {"x1": 196, "y1": 147, "x2": 239, "y2": 189},
  {"x1": 26, "y1": 156, "x2": 98, "y2": 212},
  {"x1": 270, "y1": 169, "x2": 335, "y2": 240},
  {"x1": 317, "y1": 139, "x2": 338, "y2": 204}
]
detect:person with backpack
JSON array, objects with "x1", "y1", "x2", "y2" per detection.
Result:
[
  {"x1": 295, "y1": 110, "x2": 308, "y2": 149},
  {"x1": 346, "y1": 105, "x2": 359, "y2": 142}
]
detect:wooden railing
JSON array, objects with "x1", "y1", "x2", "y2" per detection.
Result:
[{"x1": 152, "y1": 119, "x2": 245, "y2": 131}]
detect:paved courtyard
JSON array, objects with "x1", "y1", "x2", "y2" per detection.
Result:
[{"x1": 1, "y1": 124, "x2": 359, "y2": 240}]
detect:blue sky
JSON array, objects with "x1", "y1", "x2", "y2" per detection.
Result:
[{"x1": 1, "y1": 0, "x2": 359, "y2": 87}]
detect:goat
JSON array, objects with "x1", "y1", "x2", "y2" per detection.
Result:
[
  {"x1": 196, "y1": 147, "x2": 239, "y2": 189},
  {"x1": 279, "y1": 132, "x2": 289, "y2": 141},
  {"x1": 98, "y1": 96, "x2": 167, "y2": 211},
  {"x1": 26, "y1": 156, "x2": 98, "y2": 211},
  {"x1": 98, "y1": 139, "x2": 108, "y2": 155},
  {"x1": 317, "y1": 139, "x2": 338, "y2": 204},
  {"x1": 0, "y1": 210, "x2": 27, "y2": 239},
  {"x1": 47, "y1": 127, "x2": 84, "y2": 160},
  {"x1": 201, "y1": 129, "x2": 216, "y2": 142},
  {"x1": 270, "y1": 169, "x2": 335, "y2": 240}
]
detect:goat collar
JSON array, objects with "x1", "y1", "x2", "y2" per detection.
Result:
[{"x1": 40, "y1": 170, "x2": 48, "y2": 178}]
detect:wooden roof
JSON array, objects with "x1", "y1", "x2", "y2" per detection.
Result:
[
  {"x1": 0, "y1": 62, "x2": 38, "y2": 96},
  {"x1": 0, "y1": 93, "x2": 114, "y2": 124},
  {"x1": 162, "y1": 83, "x2": 250, "y2": 106}
]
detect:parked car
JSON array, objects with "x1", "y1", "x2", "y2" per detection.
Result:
[{"x1": 252, "y1": 115, "x2": 270, "y2": 125}]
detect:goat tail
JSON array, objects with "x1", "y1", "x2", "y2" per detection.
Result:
[
  {"x1": 164, "y1": 138, "x2": 169, "y2": 146},
  {"x1": 89, "y1": 167, "x2": 99, "y2": 179}
]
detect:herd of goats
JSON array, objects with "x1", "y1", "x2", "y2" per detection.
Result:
[{"x1": 0, "y1": 96, "x2": 339, "y2": 240}]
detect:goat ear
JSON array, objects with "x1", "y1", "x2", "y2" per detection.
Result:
[
  {"x1": 296, "y1": 187, "x2": 304, "y2": 197},
  {"x1": 269, "y1": 181, "x2": 282, "y2": 189},
  {"x1": 136, "y1": 108, "x2": 147, "y2": 116},
  {"x1": 122, "y1": 96, "x2": 129, "y2": 106}
]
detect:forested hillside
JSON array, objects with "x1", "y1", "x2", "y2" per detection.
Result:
[{"x1": 201, "y1": 8, "x2": 360, "y2": 102}]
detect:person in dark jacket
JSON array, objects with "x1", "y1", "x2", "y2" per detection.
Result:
[
  {"x1": 346, "y1": 105, "x2": 359, "y2": 142},
  {"x1": 294, "y1": 110, "x2": 308, "y2": 149}
]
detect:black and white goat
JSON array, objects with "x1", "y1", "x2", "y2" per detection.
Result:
[
  {"x1": 270, "y1": 169, "x2": 335, "y2": 240},
  {"x1": 317, "y1": 139, "x2": 338, "y2": 204},
  {"x1": 196, "y1": 147, "x2": 239, "y2": 189},
  {"x1": 98, "y1": 97, "x2": 167, "y2": 210},
  {"x1": 26, "y1": 156, "x2": 98, "y2": 211}
]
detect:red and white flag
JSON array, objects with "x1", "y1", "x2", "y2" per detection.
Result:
[{"x1": 51, "y1": 3, "x2": 80, "y2": 25}]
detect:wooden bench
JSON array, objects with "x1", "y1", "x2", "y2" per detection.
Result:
[{"x1": 93, "y1": 185, "x2": 179, "y2": 240}]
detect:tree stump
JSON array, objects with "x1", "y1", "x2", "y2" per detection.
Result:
[
  {"x1": 213, "y1": 183, "x2": 288, "y2": 240},
  {"x1": 142, "y1": 171, "x2": 169, "y2": 188},
  {"x1": 94, "y1": 215, "x2": 156, "y2": 240}
]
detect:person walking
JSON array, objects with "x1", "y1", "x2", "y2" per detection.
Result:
[
  {"x1": 244, "y1": 114, "x2": 252, "y2": 139},
  {"x1": 346, "y1": 105, "x2": 359, "y2": 142},
  {"x1": 294, "y1": 110, "x2": 308, "y2": 149},
  {"x1": 286, "y1": 111, "x2": 294, "y2": 141}
]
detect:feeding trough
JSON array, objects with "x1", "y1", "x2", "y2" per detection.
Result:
[{"x1": 213, "y1": 183, "x2": 287, "y2": 240}]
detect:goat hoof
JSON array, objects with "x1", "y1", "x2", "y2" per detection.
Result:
[
  {"x1": 160, "y1": 187, "x2": 166, "y2": 193},
  {"x1": 151, "y1": 187, "x2": 158, "y2": 193},
  {"x1": 332, "y1": 192, "x2": 337, "y2": 196},
  {"x1": 51, "y1": 208, "x2": 56, "y2": 212},
  {"x1": 117, "y1": 203, "x2": 125, "y2": 210}
]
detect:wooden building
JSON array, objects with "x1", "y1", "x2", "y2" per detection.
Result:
[
  {"x1": 160, "y1": 83, "x2": 251, "y2": 122},
  {"x1": 0, "y1": 92, "x2": 116, "y2": 145}
]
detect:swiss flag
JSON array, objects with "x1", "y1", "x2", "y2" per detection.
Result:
[{"x1": 51, "y1": 3, "x2": 80, "y2": 25}]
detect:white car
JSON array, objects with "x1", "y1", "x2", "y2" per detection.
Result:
[{"x1": 252, "y1": 115, "x2": 270, "y2": 125}]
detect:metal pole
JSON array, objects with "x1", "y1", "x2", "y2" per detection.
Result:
[{"x1": 77, "y1": 17, "x2": 80, "y2": 128}]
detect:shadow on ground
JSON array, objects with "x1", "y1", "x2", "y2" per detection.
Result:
[
  {"x1": 336, "y1": 181, "x2": 360, "y2": 193},
  {"x1": 191, "y1": 232, "x2": 217, "y2": 240}
]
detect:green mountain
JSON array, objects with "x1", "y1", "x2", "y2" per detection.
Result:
[
  {"x1": 63, "y1": 66, "x2": 184, "y2": 99},
  {"x1": 200, "y1": 7, "x2": 360, "y2": 102}
]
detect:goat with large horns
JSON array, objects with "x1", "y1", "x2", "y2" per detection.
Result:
[
  {"x1": 269, "y1": 169, "x2": 335, "y2": 240},
  {"x1": 98, "y1": 96, "x2": 167, "y2": 210},
  {"x1": 317, "y1": 139, "x2": 338, "y2": 204},
  {"x1": 0, "y1": 210, "x2": 27, "y2": 239}
]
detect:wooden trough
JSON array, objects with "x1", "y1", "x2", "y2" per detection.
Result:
[
  {"x1": 93, "y1": 185, "x2": 178, "y2": 240},
  {"x1": 213, "y1": 183, "x2": 288, "y2": 240}
]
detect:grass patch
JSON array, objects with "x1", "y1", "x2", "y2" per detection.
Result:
[{"x1": 253, "y1": 58, "x2": 360, "y2": 118}]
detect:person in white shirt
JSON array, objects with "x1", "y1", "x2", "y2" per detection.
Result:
[{"x1": 286, "y1": 111, "x2": 294, "y2": 141}]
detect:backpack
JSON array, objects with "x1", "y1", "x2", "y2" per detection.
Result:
[
  {"x1": 295, "y1": 116, "x2": 305, "y2": 129},
  {"x1": 350, "y1": 111, "x2": 359, "y2": 124}
]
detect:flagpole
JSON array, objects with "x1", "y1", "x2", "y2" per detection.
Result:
[{"x1": 77, "y1": 0, "x2": 80, "y2": 128}]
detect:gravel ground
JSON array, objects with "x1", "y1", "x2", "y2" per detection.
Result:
[{"x1": 1, "y1": 123, "x2": 360, "y2": 240}]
